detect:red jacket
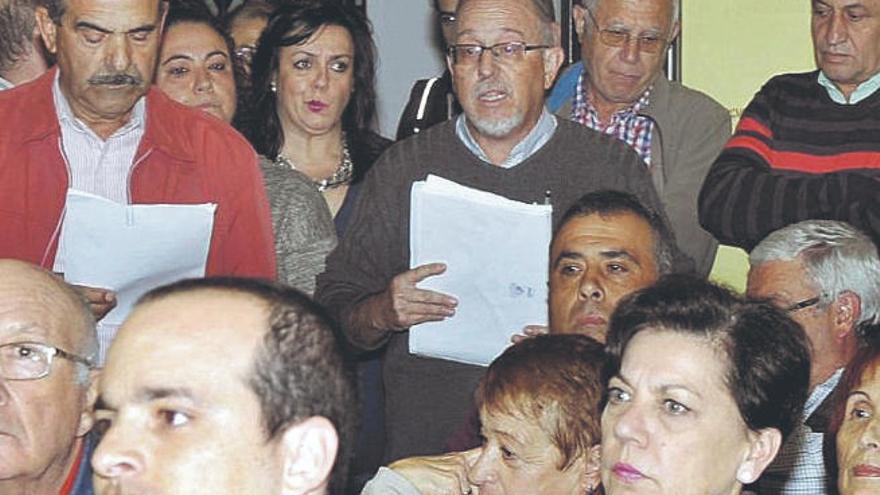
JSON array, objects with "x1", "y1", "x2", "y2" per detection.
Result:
[{"x1": 0, "y1": 68, "x2": 276, "y2": 278}]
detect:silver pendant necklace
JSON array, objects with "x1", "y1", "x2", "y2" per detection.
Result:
[{"x1": 275, "y1": 135, "x2": 353, "y2": 192}]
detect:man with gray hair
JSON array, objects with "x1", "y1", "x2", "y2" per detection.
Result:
[
  {"x1": 547, "y1": 0, "x2": 729, "y2": 276},
  {"x1": 746, "y1": 219, "x2": 880, "y2": 494},
  {"x1": 0, "y1": 259, "x2": 98, "y2": 495},
  {"x1": 0, "y1": 0, "x2": 50, "y2": 89},
  {"x1": 317, "y1": 0, "x2": 667, "y2": 462}
]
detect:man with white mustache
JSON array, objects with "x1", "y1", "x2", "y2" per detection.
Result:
[{"x1": 317, "y1": 0, "x2": 672, "y2": 462}]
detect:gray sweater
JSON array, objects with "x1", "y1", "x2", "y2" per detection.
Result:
[
  {"x1": 315, "y1": 118, "x2": 664, "y2": 462},
  {"x1": 259, "y1": 156, "x2": 336, "y2": 295}
]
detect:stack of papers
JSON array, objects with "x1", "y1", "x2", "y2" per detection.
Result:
[{"x1": 409, "y1": 175, "x2": 552, "y2": 366}]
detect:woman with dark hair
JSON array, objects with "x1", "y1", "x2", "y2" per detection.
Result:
[
  {"x1": 831, "y1": 336, "x2": 880, "y2": 495},
  {"x1": 601, "y1": 274, "x2": 812, "y2": 495},
  {"x1": 155, "y1": 0, "x2": 337, "y2": 296},
  {"x1": 240, "y1": 0, "x2": 391, "y2": 232}
]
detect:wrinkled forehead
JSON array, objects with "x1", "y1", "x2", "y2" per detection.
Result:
[
  {"x1": 594, "y1": 0, "x2": 676, "y2": 30},
  {"x1": 455, "y1": 0, "x2": 543, "y2": 40},
  {"x1": 61, "y1": 0, "x2": 163, "y2": 28},
  {"x1": 0, "y1": 272, "x2": 80, "y2": 348},
  {"x1": 552, "y1": 211, "x2": 657, "y2": 256}
]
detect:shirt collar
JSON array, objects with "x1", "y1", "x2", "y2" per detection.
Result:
[
  {"x1": 805, "y1": 368, "x2": 843, "y2": 418},
  {"x1": 0, "y1": 75, "x2": 13, "y2": 90},
  {"x1": 455, "y1": 107, "x2": 558, "y2": 168},
  {"x1": 52, "y1": 69, "x2": 146, "y2": 141},
  {"x1": 818, "y1": 70, "x2": 880, "y2": 104},
  {"x1": 581, "y1": 73, "x2": 652, "y2": 122}
]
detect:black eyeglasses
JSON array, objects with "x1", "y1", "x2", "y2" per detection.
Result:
[
  {"x1": 583, "y1": 7, "x2": 670, "y2": 54},
  {"x1": 784, "y1": 296, "x2": 822, "y2": 313},
  {"x1": 447, "y1": 41, "x2": 550, "y2": 65}
]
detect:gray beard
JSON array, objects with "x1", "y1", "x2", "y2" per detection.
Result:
[{"x1": 467, "y1": 111, "x2": 525, "y2": 138}]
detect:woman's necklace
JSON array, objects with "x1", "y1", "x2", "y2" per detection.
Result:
[{"x1": 275, "y1": 135, "x2": 353, "y2": 192}]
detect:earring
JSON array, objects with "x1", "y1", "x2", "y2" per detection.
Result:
[{"x1": 270, "y1": 81, "x2": 277, "y2": 93}]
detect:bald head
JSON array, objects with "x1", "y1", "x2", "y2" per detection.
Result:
[{"x1": 0, "y1": 259, "x2": 96, "y2": 360}]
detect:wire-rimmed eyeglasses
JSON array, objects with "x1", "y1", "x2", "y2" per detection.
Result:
[
  {"x1": 583, "y1": 7, "x2": 670, "y2": 54},
  {"x1": 784, "y1": 296, "x2": 822, "y2": 314},
  {"x1": 0, "y1": 342, "x2": 94, "y2": 381},
  {"x1": 446, "y1": 41, "x2": 550, "y2": 65}
]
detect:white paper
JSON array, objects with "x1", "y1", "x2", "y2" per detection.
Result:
[
  {"x1": 409, "y1": 175, "x2": 552, "y2": 366},
  {"x1": 57, "y1": 190, "x2": 216, "y2": 359}
]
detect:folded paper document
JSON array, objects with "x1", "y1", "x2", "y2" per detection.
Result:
[{"x1": 409, "y1": 175, "x2": 552, "y2": 366}]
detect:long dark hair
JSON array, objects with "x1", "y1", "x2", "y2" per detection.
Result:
[{"x1": 239, "y1": 0, "x2": 377, "y2": 161}]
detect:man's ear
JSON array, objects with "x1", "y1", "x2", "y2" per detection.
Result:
[
  {"x1": 834, "y1": 291, "x2": 862, "y2": 339},
  {"x1": 76, "y1": 368, "x2": 101, "y2": 437},
  {"x1": 35, "y1": 6, "x2": 58, "y2": 55},
  {"x1": 736, "y1": 427, "x2": 782, "y2": 485},
  {"x1": 280, "y1": 416, "x2": 339, "y2": 495},
  {"x1": 542, "y1": 42, "x2": 564, "y2": 89},
  {"x1": 572, "y1": 5, "x2": 587, "y2": 40}
]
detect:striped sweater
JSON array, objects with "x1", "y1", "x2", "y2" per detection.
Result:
[{"x1": 698, "y1": 70, "x2": 880, "y2": 250}]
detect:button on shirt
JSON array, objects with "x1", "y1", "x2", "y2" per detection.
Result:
[
  {"x1": 754, "y1": 369, "x2": 842, "y2": 495},
  {"x1": 819, "y1": 70, "x2": 880, "y2": 104},
  {"x1": 52, "y1": 71, "x2": 146, "y2": 205},
  {"x1": 455, "y1": 107, "x2": 558, "y2": 168}
]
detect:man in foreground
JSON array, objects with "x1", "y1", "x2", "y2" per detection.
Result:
[{"x1": 92, "y1": 278, "x2": 356, "y2": 495}]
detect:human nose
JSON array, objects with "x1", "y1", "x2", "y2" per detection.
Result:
[
  {"x1": 859, "y1": 415, "x2": 880, "y2": 450},
  {"x1": 620, "y1": 35, "x2": 641, "y2": 63},
  {"x1": 578, "y1": 270, "x2": 606, "y2": 302},
  {"x1": 476, "y1": 48, "x2": 497, "y2": 78},
  {"x1": 193, "y1": 67, "x2": 214, "y2": 94},
  {"x1": 468, "y1": 446, "x2": 498, "y2": 486},
  {"x1": 825, "y1": 11, "x2": 848, "y2": 47},
  {"x1": 313, "y1": 65, "x2": 329, "y2": 89},
  {"x1": 91, "y1": 418, "x2": 145, "y2": 482},
  {"x1": 609, "y1": 399, "x2": 649, "y2": 448},
  {"x1": 106, "y1": 34, "x2": 133, "y2": 72}
]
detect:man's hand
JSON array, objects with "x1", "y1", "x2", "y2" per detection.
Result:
[
  {"x1": 75, "y1": 285, "x2": 117, "y2": 321},
  {"x1": 370, "y1": 263, "x2": 458, "y2": 331},
  {"x1": 389, "y1": 448, "x2": 481, "y2": 495},
  {"x1": 510, "y1": 324, "x2": 549, "y2": 344}
]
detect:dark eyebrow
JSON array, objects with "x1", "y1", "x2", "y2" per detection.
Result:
[
  {"x1": 849, "y1": 390, "x2": 872, "y2": 401},
  {"x1": 553, "y1": 250, "x2": 583, "y2": 267},
  {"x1": 162, "y1": 54, "x2": 194, "y2": 66},
  {"x1": 600, "y1": 249, "x2": 641, "y2": 267},
  {"x1": 94, "y1": 395, "x2": 114, "y2": 412},
  {"x1": 74, "y1": 21, "x2": 157, "y2": 34},
  {"x1": 205, "y1": 50, "x2": 229, "y2": 60}
]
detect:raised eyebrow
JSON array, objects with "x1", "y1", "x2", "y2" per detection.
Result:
[
  {"x1": 848, "y1": 390, "x2": 873, "y2": 402},
  {"x1": 205, "y1": 50, "x2": 230, "y2": 60},
  {"x1": 659, "y1": 383, "x2": 703, "y2": 400}
]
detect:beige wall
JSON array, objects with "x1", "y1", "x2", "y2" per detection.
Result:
[{"x1": 680, "y1": 1, "x2": 815, "y2": 291}]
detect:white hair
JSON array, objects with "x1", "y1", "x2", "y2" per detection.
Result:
[
  {"x1": 579, "y1": 0, "x2": 680, "y2": 27},
  {"x1": 750, "y1": 220, "x2": 880, "y2": 328}
]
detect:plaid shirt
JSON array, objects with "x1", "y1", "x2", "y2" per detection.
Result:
[
  {"x1": 571, "y1": 72, "x2": 654, "y2": 166},
  {"x1": 751, "y1": 369, "x2": 842, "y2": 495}
]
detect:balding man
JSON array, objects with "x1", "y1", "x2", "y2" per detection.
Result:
[
  {"x1": 0, "y1": 259, "x2": 98, "y2": 495},
  {"x1": 317, "y1": 0, "x2": 669, "y2": 461},
  {"x1": 92, "y1": 278, "x2": 355, "y2": 495},
  {"x1": 548, "y1": 0, "x2": 729, "y2": 276}
]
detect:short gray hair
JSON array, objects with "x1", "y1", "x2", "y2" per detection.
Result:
[
  {"x1": 577, "y1": 0, "x2": 680, "y2": 29},
  {"x1": 750, "y1": 220, "x2": 880, "y2": 328}
]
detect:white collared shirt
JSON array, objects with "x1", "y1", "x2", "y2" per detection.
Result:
[
  {"x1": 818, "y1": 70, "x2": 880, "y2": 104},
  {"x1": 455, "y1": 107, "x2": 558, "y2": 168},
  {"x1": 52, "y1": 71, "x2": 146, "y2": 205}
]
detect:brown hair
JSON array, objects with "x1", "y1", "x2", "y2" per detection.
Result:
[{"x1": 477, "y1": 334, "x2": 606, "y2": 470}]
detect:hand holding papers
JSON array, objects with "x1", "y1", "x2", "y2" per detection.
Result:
[
  {"x1": 57, "y1": 189, "x2": 216, "y2": 361},
  {"x1": 409, "y1": 175, "x2": 552, "y2": 366}
]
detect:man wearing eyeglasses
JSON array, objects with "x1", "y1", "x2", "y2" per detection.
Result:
[
  {"x1": 396, "y1": 0, "x2": 462, "y2": 139},
  {"x1": 746, "y1": 219, "x2": 880, "y2": 494},
  {"x1": 317, "y1": 0, "x2": 669, "y2": 463},
  {"x1": 548, "y1": 0, "x2": 729, "y2": 277},
  {"x1": 0, "y1": 259, "x2": 98, "y2": 495}
]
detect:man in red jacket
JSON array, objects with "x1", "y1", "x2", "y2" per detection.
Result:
[{"x1": 0, "y1": 0, "x2": 276, "y2": 357}]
